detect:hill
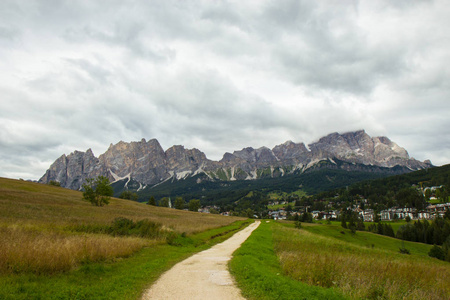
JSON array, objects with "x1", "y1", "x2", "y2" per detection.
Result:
[
  {"x1": 0, "y1": 177, "x2": 247, "y2": 299},
  {"x1": 0, "y1": 177, "x2": 241, "y2": 234},
  {"x1": 312, "y1": 163, "x2": 450, "y2": 207},
  {"x1": 230, "y1": 221, "x2": 450, "y2": 300}
]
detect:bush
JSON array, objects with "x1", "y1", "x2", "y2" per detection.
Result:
[
  {"x1": 428, "y1": 245, "x2": 445, "y2": 260},
  {"x1": 399, "y1": 247, "x2": 410, "y2": 255},
  {"x1": 108, "y1": 218, "x2": 171, "y2": 240}
]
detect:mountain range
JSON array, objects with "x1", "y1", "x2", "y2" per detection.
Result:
[{"x1": 39, "y1": 130, "x2": 432, "y2": 191}]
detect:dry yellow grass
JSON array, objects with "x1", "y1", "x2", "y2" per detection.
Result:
[
  {"x1": 0, "y1": 225, "x2": 150, "y2": 274},
  {"x1": 0, "y1": 177, "x2": 243, "y2": 274},
  {"x1": 0, "y1": 177, "x2": 242, "y2": 234},
  {"x1": 274, "y1": 225, "x2": 450, "y2": 300}
]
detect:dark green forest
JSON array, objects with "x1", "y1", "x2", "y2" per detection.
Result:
[{"x1": 312, "y1": 164, "x2": 450, "y2": 210}]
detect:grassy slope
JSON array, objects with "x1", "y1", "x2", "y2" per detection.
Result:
[
  {"x1": 1, "y1": 220, "x2": 251, "y2": 300},
  {"x1": 0, "y1": 177, "x2": 242, "y2": 234},
  {"x1": 300, "y1": 222, "x2": 432, "y2": 256},
  {"x1": 0, "y1": 177, "x2": 249, "y2": 299},
  {"x1": 229, "y1": 221, "x2": 346, "y2": 300},
  {"x1": 231, "y1": 221, "x2": 450, "y2": 300},
  {"x1": 321, "y1": 220, "x2": 409, "y2": 235},
  {"x1": 285, "y1": 222, "x2": 449, "y2": 299}
]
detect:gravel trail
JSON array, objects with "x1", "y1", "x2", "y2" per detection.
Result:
[{"x1": 141, "y1": 221, "x2": 260, "y2": 300}]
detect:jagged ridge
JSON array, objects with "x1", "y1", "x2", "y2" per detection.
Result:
[{"x1": 39, "y1": 130, "x2": 432, "y2": 190}]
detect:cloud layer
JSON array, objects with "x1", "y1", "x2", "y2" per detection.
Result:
[{"x1": 1, "y1": 0, "x2": 450, "y2": 180}]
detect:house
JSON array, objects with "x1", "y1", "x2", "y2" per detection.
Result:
[
  {"x1": 417, "y1": 211, "x2": 431, "y2": 220},
  {"x1": 361, "y1": 209, "x2": 374, "y2": 222},
  {"x1": 269, "y1": 210, "x2": 287, "y2": 220},
  {"x1": 427, "y1": 203, "x2": 450, "y2": 218},
  {"x1": 311, "y1": 211, "x2": 321, "y2": 219},
  {"x1": 381, "y1": 209, "x2": 393, "y2": 221},
  {"x1": 380, "y1": 208, "x2": 416, "y2": 221}
]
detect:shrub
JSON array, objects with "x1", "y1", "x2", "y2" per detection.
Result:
[
  {"x1": 399, "y1": 247, "x2": 410, "y2": 255},
  {"x1": 108, "y1": 218, "x2": 172, "y2": 240},
  {"x1": 428, "y1": 245, "x2": 445, "y2": 260}
]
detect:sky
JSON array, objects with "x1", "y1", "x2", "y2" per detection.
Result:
[{"x1": 1, "y1": 0, "x2": 450, "y2": 181}]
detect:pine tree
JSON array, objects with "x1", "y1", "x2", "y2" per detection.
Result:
[{"x1": 147, "y1": 196, "x2": 156, "y2": 206}]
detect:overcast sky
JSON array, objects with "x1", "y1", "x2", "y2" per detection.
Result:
[{"x1": 1, "y1": 0, "x2": 450, "y2": 180}]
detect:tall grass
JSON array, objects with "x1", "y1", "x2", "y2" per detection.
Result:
[
  {"x1": 230, "y1": 221, "x2": 345, "y2": 300},
  {"x1": 0, "y1": 219, "x2": 252, "y2": 300},
  {"x1": 0, "y1": 226, "x2": 150, "y2": 274},
  {"x1": 274, "y1": 224, "x2": 450, "y2": 300},
  {"x1": 0, "y1": 177, "x2": 244, "y2": 275},
  {"x1": 0, "y1": 177, "x2": 242, "y2": 235}
]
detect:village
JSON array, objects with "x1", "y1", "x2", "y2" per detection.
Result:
[
  {"x1": 190, "y1": 184, "x2": 450, "y2": 223},
  {"x1": 266, "y1": 201, "x2": 450, "y2": 221},
  {"x1": 266, "y1": 185, "x2": 450, "y2": 222}
]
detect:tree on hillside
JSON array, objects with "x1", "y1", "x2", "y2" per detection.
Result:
[
  {"x1": 82, "y1": 176, "x2": 113, "y2": 206},
  {"x1": 300, "y1": 212, "x2": 313, "y2": 223},
  {"x1": 119, "y1": 190, "x2": 138, "y2": 201},
  {"x1": 147, "y1": 196, "x2": 156, "y2": 206},
  {"x1": 188, "y1": 199, "x2": 201, "y2": 212},
  {"x1": 159, "y1": 197, "x2": 170, "y2": 207},
  {"x1": 174, "y1": 197, "x2": 185, "y2": 210},
  {"x1": 48, "y1": 180, "x2": 61, "y2": 187},
  {"x1": 210, "y1": 207, "x2": 219, "y2": 214},
  {"x1": 241, "y1": 208, "x2": 254, "y2": 218},
  {"x1": 436, "y1": 186, "x2": 448, "y2": 203},
  {"x1": 396, "y1": 187, "x2": 426, "y2": 209},
  {"x1": 444, "y1": 209, "x2": 450, "y2": 220}
]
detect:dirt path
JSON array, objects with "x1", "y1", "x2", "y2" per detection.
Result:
[{"x1": 141, "y1": 221, "x2": 260, "y2": 300}]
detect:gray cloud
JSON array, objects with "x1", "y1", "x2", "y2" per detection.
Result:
[{"x1": 1, "y1": 0, "x2": 449, "y2": 180}]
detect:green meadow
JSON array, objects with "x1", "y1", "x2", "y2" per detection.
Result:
[{"x1": 231, "y1": 221, "x2": 450, "y2": 300}]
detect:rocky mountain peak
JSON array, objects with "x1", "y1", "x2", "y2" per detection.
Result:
[
  {"x1": 39, "y1": 131, "x2": 433, "y2": 190},
  {"x1": 272, "y1": 141, "x2": 308, "y2": 161},
  {"x1": 165, "y1": 145, "x2": 209, "y2": 171}
]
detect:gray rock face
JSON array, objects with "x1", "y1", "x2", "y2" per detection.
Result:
[
  {"x1": 99, "y1": 138, "x2": 167, "y2": 184},
  {"x1": 307, "y1": 130, "x2": 414, "y2": 168},
  {"x1": 39, "y1": 149, "x2": 100, "y2": 190},
  {"x1": 39, "y1": 130, "x2": 433, "y2": 190}
]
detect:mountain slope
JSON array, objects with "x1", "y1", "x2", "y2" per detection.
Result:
[{"x1": 39, "y1": 130, "x2": 432, "y2": 191}]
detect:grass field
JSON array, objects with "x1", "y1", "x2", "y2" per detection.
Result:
[
  {"x1": 230, "y1": 221, "x2": 345, "y2": 300},
  {"x1": 0, "y1": 177, "x2": 241, "y2": 234},
  {"x1": 231, "y1": 220, "x2": 450, "y2": 300},
  {"x1": 267, "y1": 201, "x2": 296, "y2": 210},
  {"x1": 318, "y1": 220, "x2": 408, "y2": 234},
  {"x1": 0, "y1": 177, "x2": 248, "y2": 299}
]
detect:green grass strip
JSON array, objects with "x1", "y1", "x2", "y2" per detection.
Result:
[
  {"x1": 0, "y1": 220, "x2": 252, "y2": 300},
  {"x1": 229, "y1": 221, "x2": 347, "y2": 300},
  {"x1": 299, "y1": 222, "x2": 433, "y2": 256}
]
